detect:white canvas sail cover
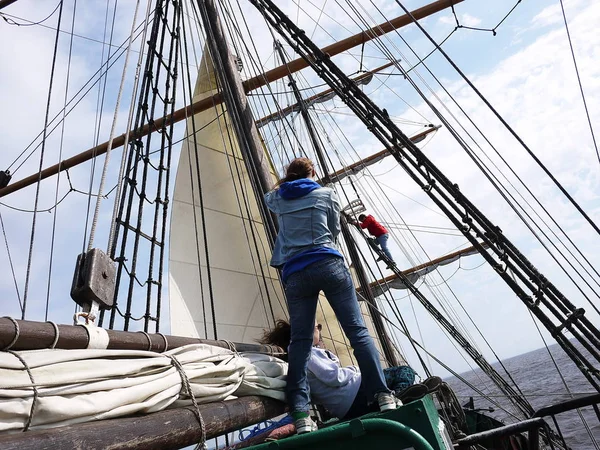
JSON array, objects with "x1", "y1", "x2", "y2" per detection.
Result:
[{"x1": 0, "y1": 345, "x2": 286, "y2": 432}]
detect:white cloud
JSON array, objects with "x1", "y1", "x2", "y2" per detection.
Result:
[
  {"x1": 438, "y1": 13, "x2": 481, "y2": 28},
  {"x1": 460, "y1": 13, "x2": 482, "y2": 28}
]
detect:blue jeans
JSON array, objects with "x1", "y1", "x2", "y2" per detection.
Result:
[
  {"x1": 376, "y1": 233, "x2": 394, "y2": 262},
  {"x1": 284, "y1": 256, "x2": 390, "y2": 414}
]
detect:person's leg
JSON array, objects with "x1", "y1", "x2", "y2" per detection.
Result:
[
  {"x1": 342, "y1": 378, "x2": 377, "y2": 420},
  {"x1": 319, "y1": 258, "x2": 391, "y2": 402},
  {"x1": 376, "y1": 233, "x2": 394, "y2": 262},
  {"x1": 285, "y1": 271, "x2": 320, "y2": 418}
]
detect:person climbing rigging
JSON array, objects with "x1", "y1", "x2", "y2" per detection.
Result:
[
  {"x1": 353, "y1": 213, "x2": 394, "y2": 263},
  {"x1": 264, "y1": 157, "x2": 398, "y2": 434}
]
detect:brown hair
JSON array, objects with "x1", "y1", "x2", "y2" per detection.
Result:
[
  {"x1": 277, "y1": 157, "x2": 314, "y2": 186},
  {"x1": 258, "y1": 319, "x2": 291, "y2": 359}
]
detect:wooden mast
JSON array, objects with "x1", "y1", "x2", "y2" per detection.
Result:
[{"x1": 0, "y1": 0, "x2": 463, "y2": 199}]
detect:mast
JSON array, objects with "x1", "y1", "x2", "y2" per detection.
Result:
[
  {"x1": 196, "y1": 0, "x2": 278, "y2": 245},
  {"x1": 0, "y1": 0, "x2": 462, "y2": 199},
  {"x1": 274, "y1": 41, "x2": 400, "y2": 367}
]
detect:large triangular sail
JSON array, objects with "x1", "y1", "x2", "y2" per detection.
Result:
[{"x1": 169, "y1": 48, "x2": 285, "y2": 342}]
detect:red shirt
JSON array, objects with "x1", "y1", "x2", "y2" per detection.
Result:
[{"x1": 359, "y1": 215, "x2": 388, "y2": 237}]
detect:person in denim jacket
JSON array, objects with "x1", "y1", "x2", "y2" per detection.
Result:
[{"x1": 264, "y1": 157, "x2": 397, "y2": 434}]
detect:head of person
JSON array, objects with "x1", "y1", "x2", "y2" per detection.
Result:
[
  {"x1": 258, "y1": 319, "x2": 291, "y2": 358},
  {"x1": 313, "y1": 323, "x2": 322, "y2": 347},
  {"x1": 277, "y1": 157, "x2": 315, "y2": 186},
  {"x1": 258, "y1": 319, "x2": 323, "y2": 358},
  {"x1": 358, "y1": 214, "x2": 366, "y2": 222}
]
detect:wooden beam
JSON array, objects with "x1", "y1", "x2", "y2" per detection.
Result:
[
  {"x1": 0, "y1": 0, "x2": 463, "y2": 199},
  {"x1": 256, "y1": 61, "x2": 395, "y2": 127},
  {"x1": 326, "y1": 126, "x2": 441, "y2": 183},
  {"x1": 0, "y1": 318, "x2": 284, "y2": 355},
  {"x1": 357, "y1": 243, "x2": 487, "y2": 294},
  {"x1": 0, "y1": 396, "x2": 285, "y2": 450}
]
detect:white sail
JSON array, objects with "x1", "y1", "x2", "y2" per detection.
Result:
[
  {"x1": 169, "y1": 48, "x2": 388, "y2": 368},
  {"x1": 169, "y1": 49, "x2": 286, "y2": 343}
]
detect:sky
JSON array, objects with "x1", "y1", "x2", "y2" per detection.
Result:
[{"x1": 0, "y1": 0, "x2": 598, "y2": 387}]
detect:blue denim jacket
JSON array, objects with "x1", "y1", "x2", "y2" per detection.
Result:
[{"x1": 265, "y1": 179, "x2": 341, "y2": 268}]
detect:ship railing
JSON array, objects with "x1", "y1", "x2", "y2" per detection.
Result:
[{"x1": 454, "y1": 392, "x2": 600, "y2": 450}]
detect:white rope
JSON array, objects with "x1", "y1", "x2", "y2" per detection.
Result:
[
  {"x1": 47, "y1": 320, "x2": 60, "y2": 349},
  {"x1": 87, "y1": 0, "x2": 143, "y2": 251},
  {"x1": 9, "y1": 351, "x2": 38, "y2": 432},
  {"x1": 157, "y1": 332, "x2": 169, "y2": 352},
  {"x1": 106, "y1": 0, "x2": 155, "y2": 254},
  {"x1": 138, "y1": 330, "x2": 153, "y2": 351},
  {"x1": 166, "y1": 354, "x2": 207, "y2": 450}
]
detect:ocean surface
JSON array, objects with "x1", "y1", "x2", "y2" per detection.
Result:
[{"x1": 445, "y1": 341, "x2": 599, "y2": 449}]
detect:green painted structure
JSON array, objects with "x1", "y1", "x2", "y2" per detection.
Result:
[{"x1": 247, "y1": 396, "x2": 452, "y2": 450}]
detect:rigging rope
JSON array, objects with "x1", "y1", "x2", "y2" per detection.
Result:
[
  {"x1": 21, "y1": 0, "x2": 64, "y2": 320},
  {"x1": 0, "y1": 1, "x2": 60, "y2": 28},
  {"x1": 557, "y1": 0, "x2": 599, "y2": 166},
  {"x1": 251, "y1": 0, "x2": 600, "y2": 414},
  {"x1": 0, "y1": 211, "x2": 22, "y2": 313},
  {"x1": 394, "y1": 0, "x2": 600, "y2": 238},
  {"x1": 45, "y1": 0, "x2": 78, "y2": 322},
  {"x1": 351, "y1": 0, "x2": 600, "y2": 312},
  {"x1": 87, "y1": 0, "x2": 143, "y2": 251}
]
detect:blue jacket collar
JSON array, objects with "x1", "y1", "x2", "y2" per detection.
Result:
[{"x1": 278, "y1": 178, "x2": 320, "y2": 200}]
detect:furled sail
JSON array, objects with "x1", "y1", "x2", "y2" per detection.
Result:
[
  {"x1": 359, "y1": 245, "x2": 484, "y2": 298},
  {"x1": 255, "y1": 73, "x2": 375, "y2": 128}
]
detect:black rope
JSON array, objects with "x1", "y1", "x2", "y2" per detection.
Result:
[
  {"x1": 450, "y1": 0, "x2": 523, "y2": 36},
  {"x1": 21, "y1": 0, "x2": 64, "y2": 320},
  {"x1": 107, "y1": 0, "x2": 169, "y2": 330},
  {"x1": 365, "y1": 4, "x2": 600, "y2": 309},
  {"x1": 6, "y1": 19, "x2": 151, "y2": 177},
  {"x1": 394, "y1": 0, "x2": 600, "y2": 238},
  {"x1": 358, "y1": 0, "x2": 600, "y2": 311},
  {"x1": 146, "y1": 0, "x2": 181, "y2": 333},
  {"x1": 0, "y1": 1, "x2": 60, "y2": 28},
  {"x1": 179, "y1": 3, "x2": 211, "y2": 339},
  {"x1": 557, "y1": 0, "x2": 599, "y2": 166},
  {"x1": 45, "y1": 0, "x2": 78, "y2": 323}
]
